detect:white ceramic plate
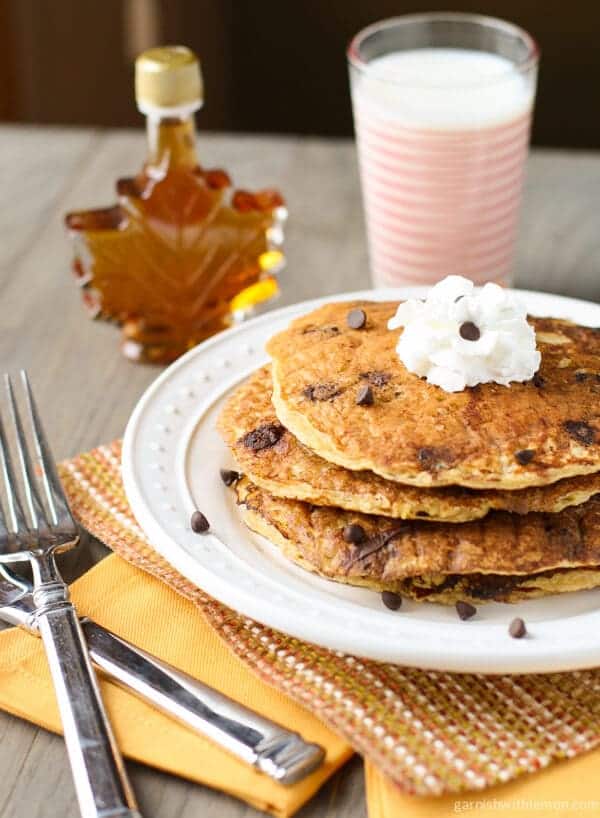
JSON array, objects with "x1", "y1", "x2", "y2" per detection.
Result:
[{"x1": 122, "y1": 287, "x2": 600, "y2": 673}]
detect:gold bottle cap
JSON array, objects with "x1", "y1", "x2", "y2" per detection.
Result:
[{"x1": 135, "y1": 46, "x2": 203, "y2": 114}]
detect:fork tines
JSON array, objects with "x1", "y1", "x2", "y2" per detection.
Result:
[{"x1": 0, "y1": 373, "x2": 77, "y2": 555}]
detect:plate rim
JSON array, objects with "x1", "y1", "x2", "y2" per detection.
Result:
[{"x1": 122, "y1": 286, "x2": 600, "y2": 673}]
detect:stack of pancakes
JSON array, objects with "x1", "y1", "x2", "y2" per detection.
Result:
[{"x1": 217, "y1": 301, "x2": 600, "y2": 604}]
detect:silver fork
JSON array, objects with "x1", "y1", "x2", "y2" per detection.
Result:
[{"x1": 0, "y1": 372, "x2": 141, "y2": 818}]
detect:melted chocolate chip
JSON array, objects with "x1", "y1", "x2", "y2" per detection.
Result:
[
  {"x1": 416, "y1": 447, "x2": 451, "y2": 471},
  {"x1": 472, "y1": 573, "x2": 535, "y2": 599},
  {"x1": 344, "y1": 525, "x2": 409, "y2": 570},
  {"x1": 509, "y1": 617, "x2": 527, "y2": 639},
  {"x1": 575, "y1": 371, "x2": 589, "y2": 382},
  {"x1": 191, "y1": 510, "x2": 210, "y2": 533},
  {"x1": 360, "y1": 371, "x2": 390, "y2": 387},
  {"x1": 240, "y1": 423, "x2": 285, "y2": 451},
  {"x1": 356, "y1": 385, "x2": 374, "y2": 406},
  {"x1": 303, "y1": 383, "x2": 341, "y2": 401},
  {"x1": 413, "y1": 571, "x2": 568, "y2": 603},
  {"x1": 532, "y1": 373, "x2": 546, "y2": 388},
  {"x1": 381, "y1": 591, "x2": 402, "y2": 611},
  {"x1": 459, "y1": 321, "x2": 481, "y2": 341},
  {"x1": 301, "y1": 324, "x2": 339, "y2": 335},
  {"x1": 515, "y1": 449, "x2": 535, "y2": 466},
  {"x1": 455, "y1": 601, "x2": 477, "y2": 621},
  {"x1": 220, "y1": 468, "x2": 241, "y2": 486},
  {"x1": 563, "y1": 420, "x2": 597, "y2": 446},
  {"x1": 342, "y1": 523, "x2": 366, "y2": 544},
  {"x1": 347, "y1": 308, "x2": 366, "y2": 329},
  {"x1": 417, "y1": 448, "x2": 436, "y2": 466}
]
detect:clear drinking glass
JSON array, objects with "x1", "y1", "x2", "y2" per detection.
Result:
[{"x1": 348, "y1": 13, "x2": 539, "y2": 288}]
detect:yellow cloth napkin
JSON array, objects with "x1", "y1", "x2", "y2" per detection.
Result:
[
  {"x1": 0, "y1": 553, "x2": 352, "y2": 817},
  {"x1": 365, "y1": 755, "x2": 600, "y2": 818}
]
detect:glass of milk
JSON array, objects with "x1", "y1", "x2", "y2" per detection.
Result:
[{"x1": 348, "y1": 13, "x2": 539, "y2": 288}]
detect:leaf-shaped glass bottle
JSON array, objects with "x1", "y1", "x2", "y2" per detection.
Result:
[{"x1": 65, "y1": 46, "x2": 286, "y2": 364}]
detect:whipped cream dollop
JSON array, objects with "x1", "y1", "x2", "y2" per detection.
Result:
[{"x1": 387, "y1": 276, "x2": 541, "y2": 393}]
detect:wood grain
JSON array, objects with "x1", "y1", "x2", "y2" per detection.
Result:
[{"x1": 0, "y1": 124, "x2": 598, "y2": 816}]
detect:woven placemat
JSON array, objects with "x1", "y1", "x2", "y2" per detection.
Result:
[{"x1": 59, "y1": 441, "x2": 600, "y2": 797}]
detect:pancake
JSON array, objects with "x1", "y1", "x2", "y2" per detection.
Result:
[
  {"x1": 266, "y1": 301, "x2": 600, "y2": 489},
  {"x1": 217, "y1": 366, "x2": 600, "y2": 522},
  {"x1": 234, "y1": 478, "x2": 600, "y2": 604}
]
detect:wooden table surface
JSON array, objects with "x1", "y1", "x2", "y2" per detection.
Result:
[{"x1": 0, "y1": 125, "x2": 599, "y2": 817}]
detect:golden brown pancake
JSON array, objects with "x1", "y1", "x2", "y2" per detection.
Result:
[
  {"x1": 267, "y1": 301, "x2": 600, "y2": 489},
  {"x1": 218, "y1": 366, "x2": 600, "y2": 522},
  {"x1": 234, "y1": 478, "x2": 600, "y2": 604}
]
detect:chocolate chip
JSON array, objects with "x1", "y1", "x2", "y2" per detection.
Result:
[
  {"x1": 381, "y1": 591, "x2": 402, "y2": 611},
  {"x1": 303, "y1": 383, "x2": 340, "y2": 401},
  {"x1": 191, "y1": 510, "x2": 210, "y2": 533},
  {"x1": 360, "y1": 371, "x2": 390, "y2": 387},
  {"x1": 455, "y1": 601, "x2": 477, "y2": 620},
  {"x1": 563, "y1": 420, "x2": 596, "y2": 446},
  {"x1": 509, "y1": 617, "x2": 527, "y2": 638},
  {"x1": 459, "y1": 321, "x2": 481, "y2": 341},
  {"x1": 356, "y1": 385, "x2": 374, "y2": 406},
  {"x1": 240, "y1": 423, "x2": 284, "y2": 451},
  {"x1": 347, "y1": 308, "x2": 366, "y2": 329},
  {"x1": 515, "y1": 449, "x2": 535, "y2": 466},
  {"x1": 220, "y1": 468, "x2": 241, "y2": 486},
  {"x1": 575, "y1": 371, "x2": 589, "y2": 382},
  {"x1": 342, "y1": 523, "x2": 366, "y2": 544},
  {"x1": 532, "y1": 373, "x2": 546, "y2": 388}
]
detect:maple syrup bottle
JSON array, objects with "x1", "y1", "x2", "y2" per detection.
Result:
[{"x1": 65, "y1": 46, "x2": 286, "y2": 363}]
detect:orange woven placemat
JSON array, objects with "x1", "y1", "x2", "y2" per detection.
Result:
[{"x1": 59, "y1": 441, "x2": 600, "y2": 797}]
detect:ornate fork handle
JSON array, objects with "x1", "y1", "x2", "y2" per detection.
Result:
[{"x1": 31, "y1": 552, "x2": 141, "y2": 818}]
